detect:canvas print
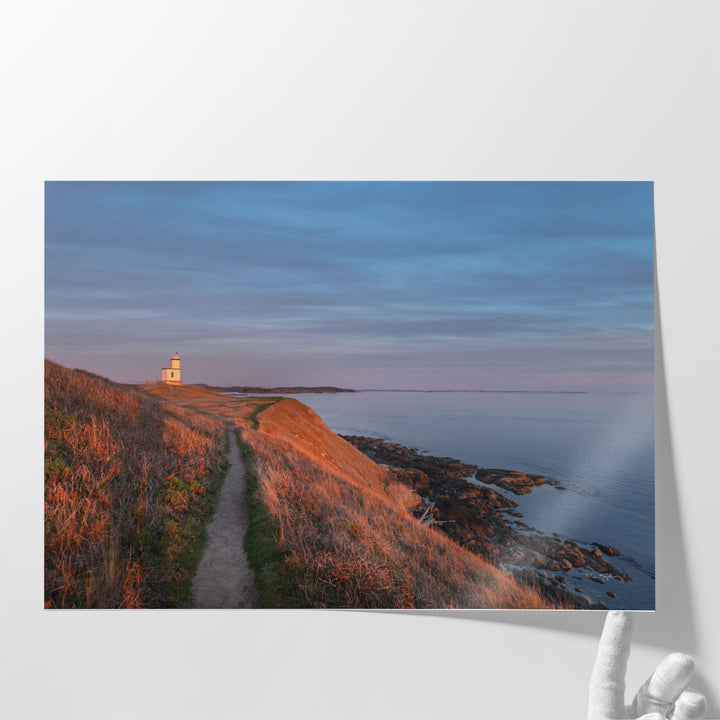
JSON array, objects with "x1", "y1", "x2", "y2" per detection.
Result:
[{"x1": 44, "y1": 181, "x2": 655, "y2": 610}]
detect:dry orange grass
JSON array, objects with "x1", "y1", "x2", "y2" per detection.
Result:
[
  {"x1": 44, "y1": 361, "x2": 226, "y2": 608},
  {"x1": 129, "y1": 390, "x2": 561, "y2": 608},
  {"x1": 243, "y1": 399, "x2": 556, "y2": 609},
  {"x1": 142, "y1": 384, "x2": 276, "y2": 429}
]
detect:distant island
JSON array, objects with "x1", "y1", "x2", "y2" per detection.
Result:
[
  {"x1": 197, "y1": 385, "x2": 586, "y2": 395},
  {"x1": 196, "y1": 384, "x2": 357, "y2": 394}
]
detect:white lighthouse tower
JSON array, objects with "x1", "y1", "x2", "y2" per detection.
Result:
[{"x1": 161, "y1": 352, "x2": 182, "y2": 385}]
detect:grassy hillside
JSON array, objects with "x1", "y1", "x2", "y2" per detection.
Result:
[
  {"x1": 50, "y1": 367, "x2": 563, "y2": 610},
  {"x1": 44, "y1": 361, "x2": 227, "y2": 608},
  {"x1": 241, "y1": 398, "x2": 559, "y2": 609}
]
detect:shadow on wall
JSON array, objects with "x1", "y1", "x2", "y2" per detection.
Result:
[{"x1": 377, "y1": 252, "x2": 717, "y2": 714}]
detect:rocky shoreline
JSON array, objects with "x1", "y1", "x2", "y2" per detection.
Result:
[{"x1": 341, "y1": 435, "x2": 629, "y2": 609}]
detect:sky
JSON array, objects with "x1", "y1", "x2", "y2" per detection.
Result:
[{"x1": 45, "y1": 181, "x2": 654, "y2": 391}]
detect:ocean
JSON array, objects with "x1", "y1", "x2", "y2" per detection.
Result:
[{"x1": 238, "y1": 390, "x2": 655, "y2": 609}]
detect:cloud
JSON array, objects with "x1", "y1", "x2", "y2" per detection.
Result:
[{"x1": 45, "y1": 181, "x2": 654, "y2": 389}]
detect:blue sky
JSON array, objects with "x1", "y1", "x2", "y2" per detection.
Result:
[{"x1": 45, "y1": 181, "x2": 654, "y2": 390}]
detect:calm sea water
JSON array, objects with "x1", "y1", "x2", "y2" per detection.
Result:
[{"x1": 242, "y1": 391, "x2": 655, "y2": 609}]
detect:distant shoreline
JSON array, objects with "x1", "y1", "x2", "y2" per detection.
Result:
[
  {"x1": 210, "y1": 385, "x2": 588, "y2": 395},
  {"x1": 358, "y1": 389, "x2": 588, "y2": 394},
  {"x1": 199, "y1": 384, "x2": 357, "y2": 394}
]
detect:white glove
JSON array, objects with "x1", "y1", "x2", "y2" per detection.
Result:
[{"x1": 589, "y1": 611, "x2": 706, "y2": 720}]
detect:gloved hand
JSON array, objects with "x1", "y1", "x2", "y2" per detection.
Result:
[{"x1": 589, "y1": 611, "x2": 706, "y2": 720}]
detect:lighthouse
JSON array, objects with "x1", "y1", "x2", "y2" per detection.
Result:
[{"x1": 161, "y1": 352, "x2": 182, "y2": 385}]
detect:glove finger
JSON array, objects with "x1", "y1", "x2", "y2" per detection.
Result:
[
  {"x1": 670, "y1": 689, "x2": 707, "y2": 720},
  {"x1": 589, "y1": 611, "x2": 634, "y2": 720},
  {"x1": 631, "y1": 653, "x2": 695, "y2": 717}
]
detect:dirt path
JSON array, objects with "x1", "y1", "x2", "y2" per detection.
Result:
[{"x1": 191, "y1": 429, "x2": 257, "y2": 608}]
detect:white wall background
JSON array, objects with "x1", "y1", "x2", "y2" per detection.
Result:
[{"x1": 1, "y1": 3, "x2": 718, "y2": 719}]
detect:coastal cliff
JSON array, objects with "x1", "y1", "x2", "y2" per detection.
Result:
[
  {"x1": 239, "y1": 398, "x2": 564, "y2": 608},
  {"x1": 46, "y1": 364, "x2": 622, "y2": 609},
  {"x1": 142, "y1": 385, "x2": 575, "y2": 608}
]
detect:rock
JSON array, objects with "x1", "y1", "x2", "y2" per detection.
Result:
[
  {"x1": 592, "y1": 549, "x2": 603, "y2": 558},
  {"x1": 607, "y1": 592, "x2": 616, "y2": 598},
  {"x1": 561, "y1": 559, "x2": 573, "y2": 571},
  {"x1": 511, "y1": 568, "x2": 600, "y2": 608},
  {"x1": 593, "y1": 543, "x2": 621, "y2": 556},
  {"x1": 474, "y1": 468, "x2": 565, "y2": 495},
  {"x1": 583, "y1": 551, "x2": 630, "y2": 582},
  {"x1": 560, "y1": 541, "x2": 587, "y2": 568}
]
